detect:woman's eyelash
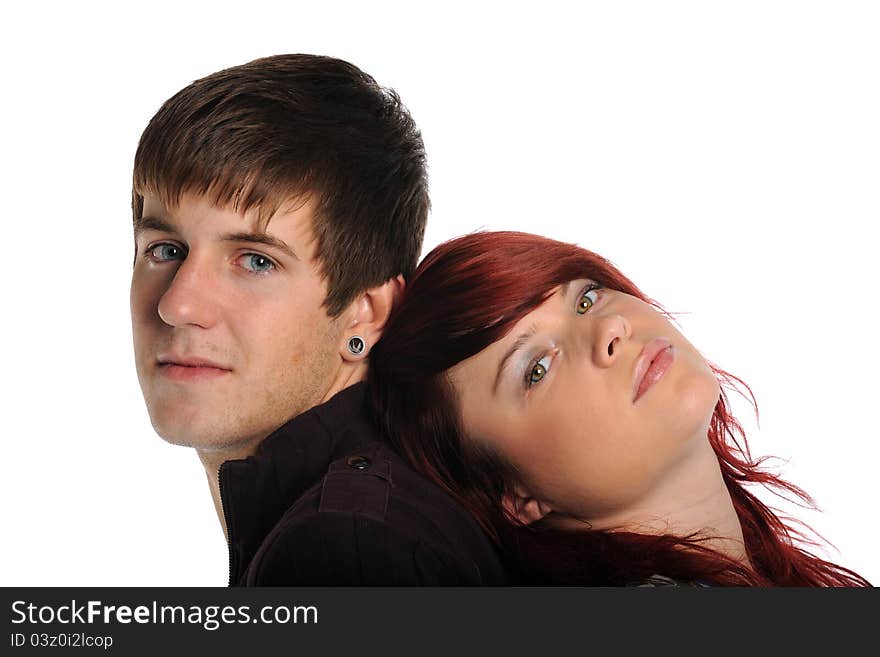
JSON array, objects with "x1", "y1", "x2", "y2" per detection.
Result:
[
  {"x1": 576, "y1": 282, "x2": 603, "y2": 314},
  {"x1": 524, "y1": 353, "x2": 553, "y2": 389}
]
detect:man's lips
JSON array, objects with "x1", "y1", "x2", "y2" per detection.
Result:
[
  {"x1": 157, "y1": 355, "x2": 231, "y2": 369},
  {"x1": 156, "y1": 355, "x2": 232, "y2": 381},
  {"x1": 631, "y1": 337, "x2": 674, "y2": 402}
]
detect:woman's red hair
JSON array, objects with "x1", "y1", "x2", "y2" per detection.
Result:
[{"x1": 368, "y1": 231, "x2": 869, "y2": 586}]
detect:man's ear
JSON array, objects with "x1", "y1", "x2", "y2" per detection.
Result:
[
  {"x1": 501, "y1": 482, "x2": 554, "y2": 526},
  {"x1": 339, "y1": 274, "x2": 405, "y2": 362}
]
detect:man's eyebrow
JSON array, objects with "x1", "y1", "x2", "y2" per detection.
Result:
[
  {"x1": 134, "y1": 216, "x2": 176, "y2": 235},
  {"x1": 134, "y1": 216, "x2": 297, "y2": 260},
  {"x1": 492, "y1": 324, "x2": 538, "y2": 395},
  {"x1": 220, "y1": 232, "x2": 298, "y2": 260}
]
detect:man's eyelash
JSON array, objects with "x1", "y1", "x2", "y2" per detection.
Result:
[
  {"x1": 145, "y1": 242, "x2": 186, "y2": 261},
  {"x1": 143, "y1": 244, "x2": 277, "y2": 276},
  {"x1": 238, "y1": 253, "x2": 277, "y2": 274}
]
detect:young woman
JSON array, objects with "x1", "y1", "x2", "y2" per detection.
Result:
[{"x1": 367, "y1": 231, "x2": 870, "y2": 586}]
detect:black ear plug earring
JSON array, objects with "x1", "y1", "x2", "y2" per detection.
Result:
[{"x1": 347, "y1": 336, "x2": 366, "y2": 356}]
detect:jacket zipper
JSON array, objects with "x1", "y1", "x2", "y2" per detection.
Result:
[{"x1": 218, "y1": 462, "x2": 235, "y2": 586}]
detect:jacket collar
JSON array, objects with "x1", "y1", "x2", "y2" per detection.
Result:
[{"x1": 218, "y1": 383, "x2": 371, "y2": 584}]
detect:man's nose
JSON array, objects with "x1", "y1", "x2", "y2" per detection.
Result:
[
  {"x1": 157, "y1": 255, "x2": 221, "y2": 329},
  {"x1": 591, "y1": 314, "x2": 632, "y2": 367}
]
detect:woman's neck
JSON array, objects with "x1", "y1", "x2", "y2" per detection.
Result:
[{"x1": 552, "y1": 436, "x2": 752, "y2": 569}]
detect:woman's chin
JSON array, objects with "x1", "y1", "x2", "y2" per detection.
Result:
[{"x1": 659, "y1": 364, "x2": 722, "y2": 447}]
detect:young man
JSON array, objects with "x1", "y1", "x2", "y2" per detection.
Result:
[{"x1": 129, "y1": 55, "x2": 509, "y2": 585}]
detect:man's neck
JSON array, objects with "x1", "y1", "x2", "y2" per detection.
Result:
[
  {"x1": 197, "y1": 438, "x2": 264, "y2": 542},
  {"x1": 198, "y1": 370, "x2": 367, "y2": 542}
]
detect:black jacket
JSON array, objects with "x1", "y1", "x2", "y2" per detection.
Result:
[{"x1": 218, "y1": 383, "x2": 511, "y2": 585}]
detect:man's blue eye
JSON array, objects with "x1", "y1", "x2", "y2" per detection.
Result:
[
  {"x1": 149, "y1": 244, "x2": 184, "y2": 261},
  {"x1": 241, "y1": 254, "x2": 275, "y2": 274}
]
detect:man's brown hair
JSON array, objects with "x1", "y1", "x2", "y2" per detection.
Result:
[{"x1": 132, "y1": 54, "x2": 429, "y2": 316}]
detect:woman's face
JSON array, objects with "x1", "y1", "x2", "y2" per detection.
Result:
[{"x1": 447, "y1": 279, "x2": 721, "y2": 525}]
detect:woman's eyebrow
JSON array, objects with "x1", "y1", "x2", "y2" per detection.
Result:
[
  {"x1": 493, "y1": 324, "x2": 538, "y2": 394},
  {"x1": 563, "y1": 279, "x2": 596, "y2": 301}
]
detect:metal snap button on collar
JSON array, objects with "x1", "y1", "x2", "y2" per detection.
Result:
[{"x1": 346, "y1": 455, "x2": 371, "y2": 470}]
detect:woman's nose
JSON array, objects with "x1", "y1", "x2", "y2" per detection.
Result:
[{"x1": 592, "y1": 314, "x2": 631, "y2": 367}]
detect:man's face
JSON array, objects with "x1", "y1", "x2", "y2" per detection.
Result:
[{"x1": 130, "y1": 191, "x2": 345, "y2": 452}]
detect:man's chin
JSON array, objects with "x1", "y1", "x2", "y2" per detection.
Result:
[
  {"x1": 149, "y1": 413, "x2": 225, "y2": 450},
  {"x1": 150, "y1": 416, "x2": 264, "y2": 455},
  {"x1": 154, "y1": 433, "x2": 195, "y2": 449},
  {"x1": 146, "y1": 400, "x2": 221, "y2": 447},
  {"x1": 153, "y1": 425, "x2": 213, "y2": 450}
]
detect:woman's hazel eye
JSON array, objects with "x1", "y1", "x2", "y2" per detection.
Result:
[
  {"x1": 577, "y1": 285, "x2": 601, "y2": 314},
  {"x1": 528, "y1": 355, "x2": 552, "y2": 387},
  {"x1": 529, "y1": 363, "x2": 547, "y2": 385}
]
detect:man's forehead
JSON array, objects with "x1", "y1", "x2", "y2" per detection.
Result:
[
  {"x1": 142, "y1": 190, "x2": 310, "y2": 224},
  {"x1": 141, "y1": 191, "x2": 315, "y2": 234}
]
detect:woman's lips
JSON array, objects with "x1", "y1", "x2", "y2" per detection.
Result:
[{"x1": 632, "y1": 338, "x2": 675, "y2": 402}]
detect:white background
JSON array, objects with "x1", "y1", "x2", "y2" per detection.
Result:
[{"x1": 1, "y1": 1, "x2": 877, "y2": 586}]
